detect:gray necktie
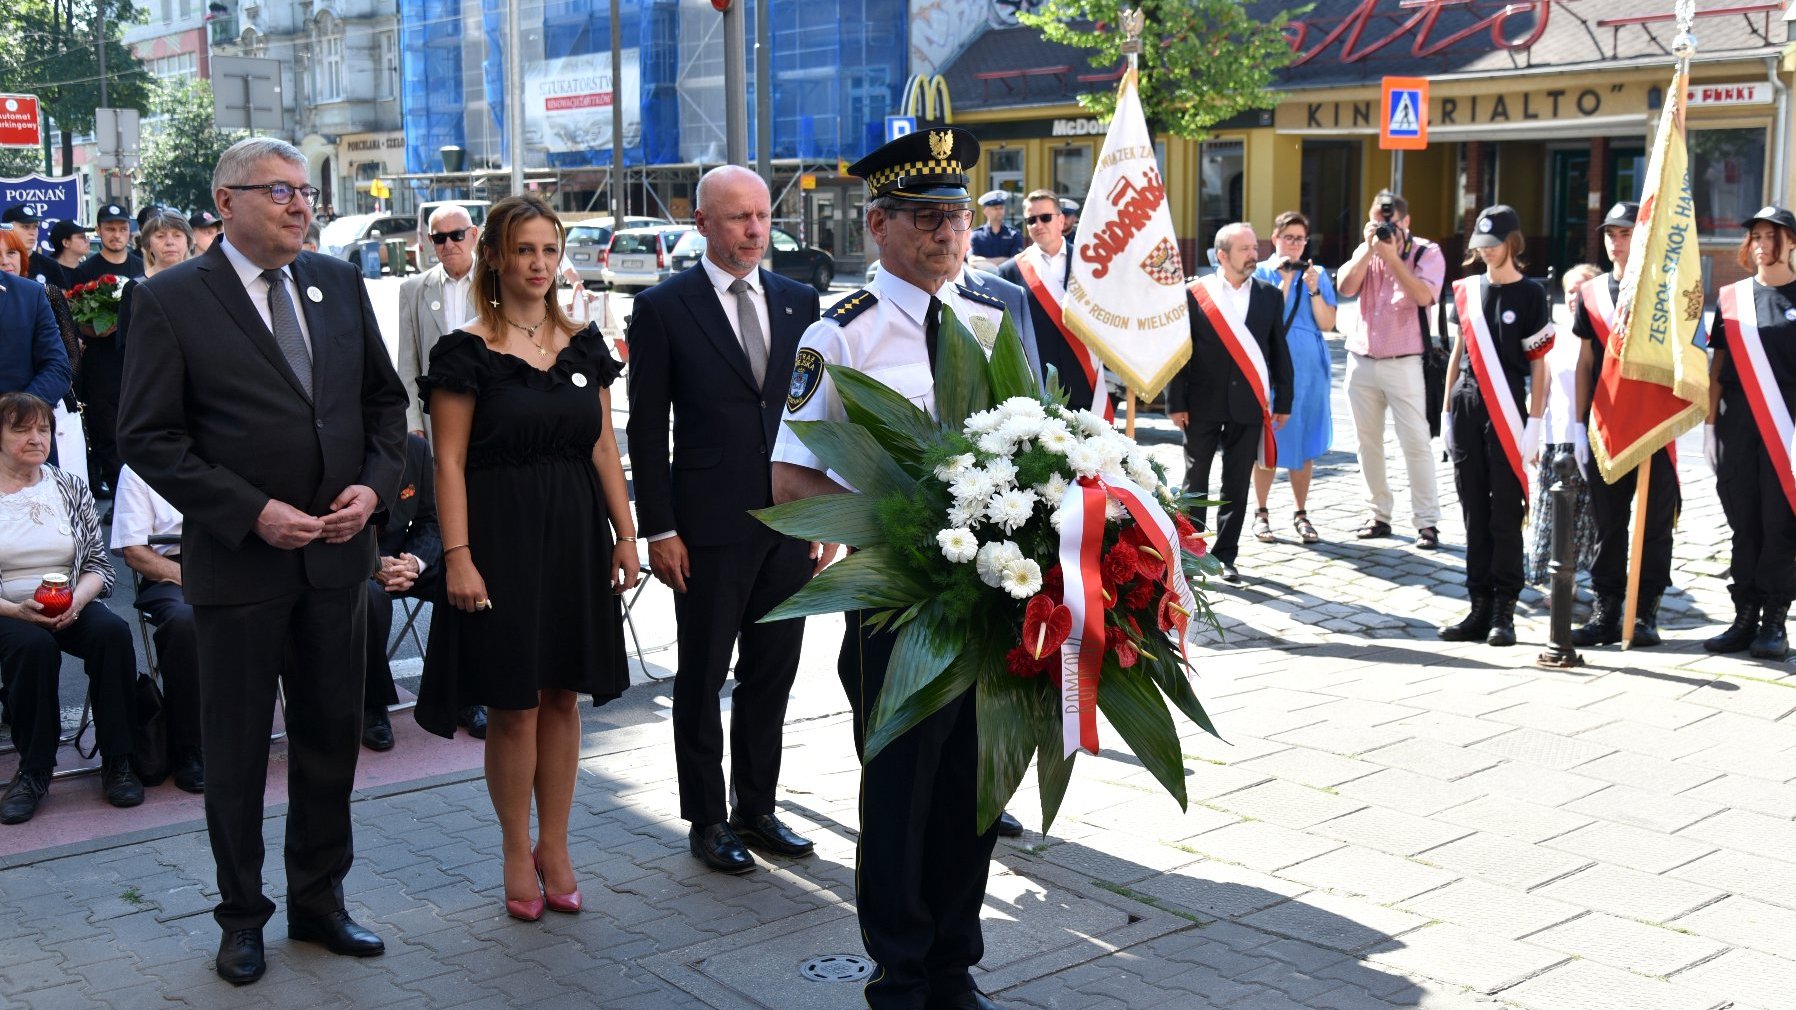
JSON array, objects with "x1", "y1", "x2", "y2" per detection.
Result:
[
  {"x1": 728, "y1": 277, "x2": 768, "y2": 387},
  {"x1": 260, "y1": 268, "x2": 312, "y2": 398}
]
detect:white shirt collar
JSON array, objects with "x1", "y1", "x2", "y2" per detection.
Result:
[
  {"x1": 702, "y1": 254, "x2": 760, "y2": 295},
  {"x1": 219, "y1": 236, "x2": 290, "y2": 290},
  {"x1": 1220, "y1": 270, "x2": 1253, "y2": 293},
  {"x1": 872, "y1": 266, "x2": 935, "y2": 327}
]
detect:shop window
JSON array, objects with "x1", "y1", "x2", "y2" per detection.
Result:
[
  {"x1": 988, "y1": 147, "x2": 1024, "y2": 212},
  {"x1": 1052, "y1": 145, "x2": 1093, "y2": 202},
  {"x1": 1198, "y1": 139, "x2": 1244, "y2": 249},
  {"x1": 1690, "y1": 127, "x2": 1766, "y2": 240}
]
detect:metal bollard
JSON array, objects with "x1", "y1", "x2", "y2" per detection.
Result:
[{"x1": 1536, "y1": 452, "x2": 1584, "y2": 669}]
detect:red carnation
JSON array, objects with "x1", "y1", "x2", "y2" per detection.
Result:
[
  {"x1": 1041, "y1": 564, "x2": 1064, "y2": 603},
  {"x1": 1103, "y1": 541, "x2": 1141, "y2": 585},
  {"x1": 1005, "y1": 644, "x2": 1051, "y2": 678},
  {"x1": 1124, "y1": 578, "x2": 1156, "y2": 611}
]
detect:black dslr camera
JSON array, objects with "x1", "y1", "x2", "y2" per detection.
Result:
[
  {"x1": 1373, "y1": 200, "x2": 1398, "y2": 243},
  {"x1": 1278, "y1": 258, "x2": 1311, "y2": 272}
]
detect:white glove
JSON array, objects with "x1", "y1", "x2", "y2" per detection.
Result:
[
  {"x1": 1704, "y1": 423, "x2": 1719, "y2": 472},
  {"x1": 1521, "y1": 416, "x2": 1542, "y2": 465},
  {"x1": 1571, "y1": 422, "x2": 1589, "y2": 468},
  {"x1": 1441, "y1": 411, "x2": 1455, "y2": 456}
]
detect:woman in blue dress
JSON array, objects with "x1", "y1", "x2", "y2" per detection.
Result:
[{"x1": 1251, "y1": 211, "x2": 1337, "y2": 544}]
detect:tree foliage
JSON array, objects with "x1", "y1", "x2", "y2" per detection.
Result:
[
  {"x1": 1019, "y1": 0, "x2": 1306, "y2": 139},
  {"x1": 0, "y1": 147, "x2": 50, "y2": 178},
  {"x1": 139, "y1": 79, "x2": 245, "y2": 214},
  {"x1": 0, "y1": 0, "x2": 154, "y2": 174}
]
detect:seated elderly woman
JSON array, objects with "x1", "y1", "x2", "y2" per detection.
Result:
[{"x1": 0, "y1": 391, "x2": 140, "y2": 824}]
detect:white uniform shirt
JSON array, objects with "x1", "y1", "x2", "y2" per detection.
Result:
[{"x1": 110, "y1": 465, "x2": 184, "y2": 555}]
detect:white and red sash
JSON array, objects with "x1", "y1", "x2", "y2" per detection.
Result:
[
  {"x1": 1189, "y1": 274, "x2": 1277, "y2": 466},
  {"x1": 1454, "y1": 275, "x2": 1530, "y2": 499},
  {"x1": 1018, "y1": 251, "x2": 1113, "y2": 422},
  {"x1": 1718, "y1": 278, "x2": 1796, "y2": 517},
  {"x1": 1582, "y1": 274, "x2": 1680, "y2": 472}
]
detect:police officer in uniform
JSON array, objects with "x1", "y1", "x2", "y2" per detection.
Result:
[
  {"x1": 772, "y1": 127, "x2": 1006, "y2": 1010},
  {"x1": 1439, "y1": 205, "x2": 1554, "y2": 646},
  {"x1": 1704, "y1": 205, "x2": 1796, "y2": 660},
  {"x1": 1570, "y1": 201, "x2": 1677, "y2": 647},
  {"x1": 967, "y1": 189, "x2": 1025, "y2": 270}
]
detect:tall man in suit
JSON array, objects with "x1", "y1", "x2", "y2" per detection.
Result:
[
  {"x1": 117, "y1": 138, "x2": 409, "y2": 985},
  {"x1": 361, "y1": 432, "x2": 442, "y2": 751},
  {"x1": 397, "y1": 205, "x2": 480, "y2": 441},
  {"x1": 1167, "y1": 222, "x2": 1292, "y2": 584},
  {"x1": 626, "y1": 165, "x2": 826, "y2": 875},
  {"x1": 998, "y1": 189, "x2": 1106, "y2": 418}
]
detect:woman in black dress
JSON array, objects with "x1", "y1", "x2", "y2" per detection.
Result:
[
  {"x1": 1438, "y1": 205, "x2": 1553, "y2": 647},
  {"x1": 416, "y1": 194, "x2": 640, "y2": 921},
  {"x1": 1703, "y1": 205, "x2": 1796, "y2": 660}
]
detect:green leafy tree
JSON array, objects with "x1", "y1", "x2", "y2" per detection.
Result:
[
  {"x1": 0, "y1": 0, "x2": 154, "y2": 174},
  {"x1": 138, "y1": 78, "x2": 245, "y2": 213},
  {"x1": 1019, "y1": 0, "x2": 1306, "y2": 138},
  {"x1": 0, "y1": 147, "x2": 50, "y2": 178}
]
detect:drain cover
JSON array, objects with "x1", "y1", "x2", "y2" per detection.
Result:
[{"x1": 800, "y1": 954, "x2": 872, "y2": 982}]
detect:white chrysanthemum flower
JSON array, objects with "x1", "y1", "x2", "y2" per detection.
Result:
[
  {"x1": 950, "y1": 470, "x2": 995, "y2": 506},
  {"x1": 1093, "y1": 437, "x2": 1130, "y2": 476},
  {"x1": 997, "y1": 414, "x2": 1043, "y2": 444},
  {"x1": 985, "y1": 489, "x2": 1036, "y2": 532},
  {"x1": 963, "y1": 408, "x2": 1003, "y2": 435},
  {"x1": 1105, "y1": 496, "x2": 1126, "y2": 521},
  {"x1": 947, "y1": 499, "x2": 982, "y2": 528},
  {"x1": 975, "y1": 540, "x2": 1023, "y2": 588},
  {"x1": 1124, "y1": 451, "x2": 1157, "y2": 488},
  {"x1": 1074, "y1": 410, "x2": 1113, "y2": 438},
  {"x1": 976, "y1": 430, "x2": 1016, "y2": 456},
  {"x1": 999, "y1": 558, "x2": 1044, "y2": 599},
  {"x1": 1035, "y1": 420, "x2": 1076, "y2": 454},
  {"x1": 1001, "y1": 396, "x2": 1046, "y2": 419},
  {"x1": 936, "y1": 527, "x2": 979, "y2": 564},
  {"x1": 981, "y1": 457, "x2": 1018, "y2": 487},
  {"x1": 933, "y1": 452, "x2": 976, "y2": 482},
  {"x1": 1063, "y1": 443, "x2": 1103, "y2": 477},
  {"x1": 1036, "y1": 472, "x2": 1071, "y2": 509}
]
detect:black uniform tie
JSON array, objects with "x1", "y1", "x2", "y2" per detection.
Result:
[{"x1": 924, "y1": 294, "x2": 941, "y2": 373}]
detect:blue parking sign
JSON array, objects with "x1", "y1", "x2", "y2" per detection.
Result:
[{"x1": 885, "y1": 116, "x2": 916, "y2": 142}]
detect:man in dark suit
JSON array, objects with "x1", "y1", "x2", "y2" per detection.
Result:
[
  {"x1": 998, "y1": 189, "x2": 1104, "y2": 416},
  {"x1": 361, "y1": 432, "x2": 441, "y2": 751},
  {"x1": 1166, "y1": 222, "x2": 1291, "y2": 584},
  {"x1": 116, "y1": 138, "x2": 408, "y2": 985},
  {"x1": 626, "y1": 165, "x2": 825, "y2": 875}
]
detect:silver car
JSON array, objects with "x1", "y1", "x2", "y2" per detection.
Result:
[
  {"x1": 564, "y1": 215, "x2": 669, "y2": 287},
  {"x1": 601, "y1": 225, "x2": 692, "y2": 293}
]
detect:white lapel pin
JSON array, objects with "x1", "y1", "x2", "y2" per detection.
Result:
[
  {"x1": 572, "y1": 372, "x2": 589, "y2": 388},
  {"x1": 306, "y1": 286, "x2": 323, "y2": 303},
  {"x1": 430, "y1": 300, "x2": 442, "y2": 311}
]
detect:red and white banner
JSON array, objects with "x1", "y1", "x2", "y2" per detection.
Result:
[
  {"x1": 1582, "y1": 274, "x2": 1680, "y2": 474},
  {"x1": 1019, "y1": 254, "x2": 1111, "y2": 421},
  {"x1": 1189, "y1": 275, "x2": 1277, "y2": 466},
  {"x1": 1454, "y1": 275, "x2": 1530, "y2": 499},
  {"x1": 1718, "y1": 279, "x2": 1796, "y2": 517}
]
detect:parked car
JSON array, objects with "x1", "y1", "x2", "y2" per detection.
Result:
[
  {"x1": 601, "y1": 225, "x2": 693, "y2": 293},
  {"x1": 564, "y1": 215, "x2": 670, "y2": 286},
  {"x1": 319, "y1": 213, "x2": 417, "y2": 266},
  {"x1": 414, "y1": 199, "x2": 491, "y2": 270},
  {"x1": 666, "y1": 227, "x2": 836, "y2": 293}
]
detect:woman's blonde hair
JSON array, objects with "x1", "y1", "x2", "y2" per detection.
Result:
[
  {"x1": 1562, "y1": 262, "x2": 1602, "y2": 299},
  {"x1": 472, "y1": 194, "x2": 576, "y2": 341}
]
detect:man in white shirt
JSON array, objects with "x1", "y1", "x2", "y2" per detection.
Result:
[
  {"x1": 998, "y1": 189, "x2": 1105, "y2": 415},
  {"x1": 397, "y1": 206, "x2": 479, "y2": 440}
]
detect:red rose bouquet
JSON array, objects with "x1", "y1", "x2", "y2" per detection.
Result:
[{"x1": 66, "y1": 274, "x2": 125, "y2": 334}]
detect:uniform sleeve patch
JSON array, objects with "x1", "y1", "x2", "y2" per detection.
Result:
[
  {"x1": 956, "y1": 284, "x2": 1006, "y2": 310},
  {"x1": 786, "y1": 347, "x2": 827, "y2": 413}
]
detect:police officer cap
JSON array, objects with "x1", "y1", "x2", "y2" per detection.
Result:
[
  {"x1": 1600, "y1": 201, "x2": 1639, "y2": 231},
  {"x1": 1468, "y1": 204, "x2": 1520, "y2": 249},
  {"x1": 848, "y1": 127, "x2": 981, "y2": 204},
  {"x1": 978, "y1": 189, "x2": 1008, "y2": 207},
  {"x1": 1741, "y1": 205, "x2": 1796, "y2": 233},
  {"x1": 1, "y1": 204, "x2": 40, "y2": 224},
  {"x1": 190, "y1": 209, "x2": 222, "y2": 229},
  {"x1": 96, "y1": 203, "x2": 130, "y2": 224},
  {"x1": 1060, "y1": 198, "x2": 1080, "y2": 215}
]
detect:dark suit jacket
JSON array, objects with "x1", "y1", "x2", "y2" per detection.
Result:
[
  {"x1": 374, "y1": 433, "x2": 441, "y2": 567},
  {"x1": 116, "y1": 241, "x2": 409, "y2": 606},
  {"x1": 997, "y1": 252, "x2": 1095, "y2": 408},
  {"x1": 0, "y1": 272, "x2": 71, "y2": 404},
  {"x1": 626, "y1": 263, "x2": 820, "y2": 548},
  {"x1": 1166, "y1": 277, "x2": 1293, "y2": 425}
]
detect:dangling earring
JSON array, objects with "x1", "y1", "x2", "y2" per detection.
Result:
[{"x1": 487, "y1": 267, "x2": 500, "y2": 308}]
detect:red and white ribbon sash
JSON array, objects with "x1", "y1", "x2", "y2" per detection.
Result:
[
  {"x1": 1719, "y1": 278, "x2": 1796, "y2": 517},
  {"x1": 1454, "y1": 275, "x2": 1530, "y2": 500},
  {"x1": 1189, "y1": 275, "x2": 1277, "y2": 466},
  {"x1": 1583, "y1": 275, "x2": 1680, "y2": 472},
  {"x1": 1019, "y1": 254, "x2": 1114, "y2": 423},
  {"x1": 1056, "y1": 472, "x2": 1197, "y2": 758}
]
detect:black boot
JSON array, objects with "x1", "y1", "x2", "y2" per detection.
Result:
[
  {"x1": 1704, "y1": 601, "x2": 1761, "y2": 653},
  {"x1": 1438, "y1": 594, "x2": 1492, "y2": 641},
  {"x1": 1631, "y1": 593, "x2": 1664, "y2": 648},
  {"x1": 1750, "y1": 602, "x2": 1790, "y2": 660},
  {"x1": 1571, "y1": 594, "x2": 1623, "y2": 647},
  {"x1": 1486, "y1": 595, "x2": 1518, "y2": 647}
]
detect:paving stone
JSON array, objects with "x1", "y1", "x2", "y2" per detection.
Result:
[
  {"x1": 1135, "y1": 859, "x2": 1311, "y2": 920},
  {"x1": 1671, "y1": 709, "x2": 1796, "y2": 750},
  {"x1": 1468, "y1": 726, "x2": 1616, "y2": 772},
  {"x1": 1573, "y1": 750, "x2": 1724, "y2": 795},
  {"x1": 1676, "y1": 807, "x2": 1796, "y2": 862},
  {"x1": 1679, "y1": 677, "x2": 1796, "y2": 720},
  {"x1": 1361, "y1": 739, "x2": 1503, "y2": 782},
  {"x1": 1235, "y1": 748, "x2": 1382, "y2": 790},
  {"x1": 1670, "y1": 894, "x2": 1796, "y2": 960},
  {"x1": 1483, "y1": 702, "x2": 1618, "y2": 737},
  {"x1": 1566, "y1": 782, "x2": 1729, "y2": 835},
  {"x1": 1382, "y1": 711, "x2": 1511, "y2": 747},
  {"x1": 1544, "y1": 820, "x2": 1717, "y2": 875},
  {"x1": 1534, "y1": 863, "x2": 1725, "y2": 924},
  {"x1": 1393, "y1": 878, "x2": 1582, "y2": 940},
  {"x1": 1206, "y1": 780, "x2": 1367, "y2": 830},
  {"x1": 1239, "y1": 890, "x2": 1431, "y2": 954},
  {"x1": 1402, "y1": 689, "x2": 1526, "y2": 718},
  {"x1": 1413, "y1": 832, "x2": 1588, "y2": 891},
  {"x1": 1183, "y1": 820, "x2": 1345, "y2": 874},
  {"x1": 1501, "y1": 958, "x2": 1724, "y2": 1010},
  {"x1": 1572, "y1": 719, "x2": 1718, "y2": 761},
  {"x1": 1526, "y1": 911, "x2": 1727, "y2": 976},
  {"x1": 1307, "y1": 807, "x2": 1472, "y2": 858},
  {"x1": 1432, "y1": 793, "x2": 1593, "y2": 845},
  {"x1": 1669, "y1": 947, "x2": 1796, "y2": 1010},
  {"x1": 1362, "y1": 922, "x2": 1567, "y2": 995},
  {"x1": 1577, "y1": 692, "x2": 1719, "y2": 731},
  {"x1": 1277, "y1": 846, "x2": 1459, "y2": 905},
  {"x1": 1678, "y1": 738, "x2": 1796, "y2": 782},
  {"x1": 1269, "y1": 721, "x2": 1416, "y2": 757},
  {"x1": 1668, "y1": 847, "x2": 1796, "y2": 910},
  {"x1": 1331, "y1": 769, "x2": 1475, "y2": 818},
  {"x1": 1677, "y1": 773, "x2": 1796, "y2": 819}
]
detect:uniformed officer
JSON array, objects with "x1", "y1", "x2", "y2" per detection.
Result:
[
  {"x1": 967, "y1": 189, "x2": 1025, "y2": 270},
  {"x1": 772, "y1": 126, "x2": 1006, "y2": 1010},
  {"x1": 1570, "y1": 201, "x2": 1677, "y2": 647},
  {"x1": 1439, "y1": 205, "x2": 1553, "y2": 646},
  {"x1": 1704, "y1": 205, "x2": 1796, "y2": 660}
]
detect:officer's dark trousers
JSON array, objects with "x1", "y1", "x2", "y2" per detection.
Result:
[
  {"x1": 1716, "y1": 422, "x2": 1796, "y2": 605},
  {"x1": 1580, "y1": 443, "x2": 1678, "y2": 599},
  {"x1": 1182, "y1": 417, "x2": 1261, "y2": 565},
  {"x1": 840, "y1": 611, "x2": 998, "y2": 1010},
  {"x1": 1449, "y1": 391, "x2": 1526, "y2": 598}
]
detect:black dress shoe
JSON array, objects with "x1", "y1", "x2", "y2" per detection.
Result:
[
  {"x1": 995, "y1": 811, "x2": 1024, "y2": 837},
  {"x1": 1219, "y1": 562, "x2": 1242, "y2": 584},
  {"x1": 457, "y1": 705, "x2": 488, "y2": 739},
  {"x1": 171, "y1": 749, "x2": 205, "y2": 794},
  {"x1": 288, "y1": 910, "x2": 385, "y2": 956},
  {"x1": 101, "y1": 756, "x2": 143, "y2": 807},
  {"x1": 689, "y1": 822, "x2": 757, "y2": 874},
  {"x1": 216, "y1": 928, "x2": 265, "y2": 985},
  {"x1": 0, "y1": 769, "x2": 49, "y2": 825},
  {"x1": 361, "y1": 708, "x2": 394, "y2": 751},
  {"x1": 728, "y1": 812, "x2": 815, "y2": 857}
]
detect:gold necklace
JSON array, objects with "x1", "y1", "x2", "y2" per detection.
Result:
[{"x1": 505, "y1": 314, "x2": 551, "y2": 356}]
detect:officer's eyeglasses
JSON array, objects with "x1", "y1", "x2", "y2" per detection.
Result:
[
  {"x1": 896, "y1": 208, "x2": 974, "y2": 233},
  {"x1": 431, "y1": 229, "x2": 469, "y2": 244},
  {"x1": 224, "y1": 182, "x2": 321, "y2": 206},
  {"x1": 1024, "y1": 213, "x2": 1059, "y2": 226}
]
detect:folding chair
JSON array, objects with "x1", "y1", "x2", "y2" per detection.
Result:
[{"x1": 623, "y1": 562, "x2": 676, "y2": 681}]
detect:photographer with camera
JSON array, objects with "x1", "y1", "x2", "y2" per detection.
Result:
[{"x1": 1336, "y1": 191, "x2": 1446, "y2": 550}]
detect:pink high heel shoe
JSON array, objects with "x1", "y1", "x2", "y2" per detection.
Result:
[
  {"x1": 505, "y1": 891, "x2": 545, "y2": 921},
  {"x1": 533, "y1": 847, "x2": 583, "y2": 914}
]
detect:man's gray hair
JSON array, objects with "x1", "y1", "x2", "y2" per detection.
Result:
[
  {"x1": 212, "y1": 137, "x2": 307, "y2": 193},
  {"x1": 427, "y1": 204, "x2": 474, "y2": 230},
  {"x1": 1213, "y1": 222, "x2": 1254, "y2": 252},
  {"x1": 695, "y1": 164, "x2": 768, "y2": 214}
]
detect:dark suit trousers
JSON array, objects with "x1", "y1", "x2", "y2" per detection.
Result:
[
  {"x1": 671, "y1": 529, "x2": 811, "y2": 824},
  {"x1": 1581, "y1": 445, "x2": 1678, "y2": 599},
  {"x1": 1182, "y1": 418, "x2": 1261, "y2": 565},
  {"x1": 1716, "y1": 426, "x2": 1796, "y2": 606},
  {"x1": 0, "y1": 605, "x2": 136, "y2": 773},
  {"x1": 363, "y1": 567, "x2": 441, "y2": 710},
  {"x1": 194, "y1": 584, "x2": 366, "y2": 931},
  {"x1": 136, "y1": 579, "x2": 202, "y2": 753},
  {"x1": 1449, "y1": 394, "x2": 1526, "y2": 598},
  {"x1": 79, "y1": 336, "x2": 123, "y2": 488},
  {"x1": 839, "y1": 611, "x2": 998, "y2": 1010}
]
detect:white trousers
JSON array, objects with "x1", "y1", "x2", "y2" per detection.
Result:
[{"x1": 1345, "y1": 352, "x2": 1440, "y2": 530}]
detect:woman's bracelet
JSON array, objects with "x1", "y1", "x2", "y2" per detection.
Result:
[
  {"x1": 617, "y1": 535, "x2": 639, "y2": 543},
  {"x1": 444, "y1": 544, "x2": 470, "y2": 556}
]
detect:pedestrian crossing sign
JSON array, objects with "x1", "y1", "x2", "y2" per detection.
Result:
[{"x1": 1380, "y1": 76, "x2": 1429, "y2": 151}]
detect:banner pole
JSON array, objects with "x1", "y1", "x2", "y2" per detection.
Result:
[
  {"x1": 1125, "y1": 390, "x2": 1137, "y2": 438},
  {"x1": 1620, "y1": 461, "x2": 1651, "y2": 650}
]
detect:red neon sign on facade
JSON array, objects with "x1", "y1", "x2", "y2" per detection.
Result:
[{"x1": 1285, "y1": 0, "x2": 1552, "y2": 67}]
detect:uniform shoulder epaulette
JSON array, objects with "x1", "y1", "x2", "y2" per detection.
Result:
[
  {"x1": 828, "y1": 288, "x2": 878, "y2": 325},
  {"x1": 956, "y1": 283, "x2": 1006, "y2": 310}
]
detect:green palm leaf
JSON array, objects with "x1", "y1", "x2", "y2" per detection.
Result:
[
  {"x1": 1034, "y1": 718, "x2": 1077, "y2": 834},
  {"x1": 864, "y1": 614, "x2": 975, "y2": 762},
  {"x1": 830, "y1": 365, "x2": 940, "y2": 472},
  {"x1": 1141, "y1": 650, "x2": 1221, "y2": 740},
  {"x1": 752, "y1": 493, "x2": 887, "y2": 547},
  {"x1": 1097, "y1": 663, "x2": 1189, "y2": 810},
  {"x1": 783, "y1": 420, "x2": 916, "y2": 499},
  {"x1": 985, "y1": 314, "x2": 1040, "y2": 402},
  {"x1": 761, "y1": 546, "x2": 930, "y2": 622},
  {"x1": 933, "y1": 305, "x2": 995, "y2": 431},
  {"x1": 976, "y1": 665, "x2": 1047, "y2": 833}
]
